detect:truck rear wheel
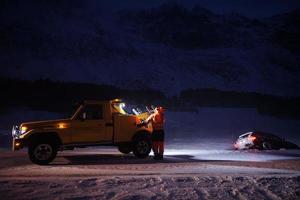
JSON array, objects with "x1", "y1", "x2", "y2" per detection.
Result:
[
  {"x1": 28, "y1": 140, "x2": 57, "y2": 165},
  {"x1": 133, "y1": 136, "x2": 151, "y2": 158}
]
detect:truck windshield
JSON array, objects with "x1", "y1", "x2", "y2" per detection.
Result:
[{"x1": 122, "y1": 104, "x2": 149, "y2": 115}]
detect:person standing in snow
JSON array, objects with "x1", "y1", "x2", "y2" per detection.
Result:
[
  {"x1": 151, "y1": 107, "x2": 165, "y2": 160},
  {"x1": 142, "y1": 106, "x2": 166, "y2": 160}
]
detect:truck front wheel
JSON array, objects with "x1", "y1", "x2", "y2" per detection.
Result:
[
  {"x1": 133, "y1": 136, "x2": 151, "y2": 158},
  {"x1": 28, "y1": 141, "x2": 57, "y2": 165}
]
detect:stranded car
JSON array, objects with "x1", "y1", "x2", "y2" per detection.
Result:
[
  {"x1": 12, "y1": 99, "x2": 154, "y2": 165},
  {"x1": 234, "y1": 131, "x2": 299, "y2": 150}
]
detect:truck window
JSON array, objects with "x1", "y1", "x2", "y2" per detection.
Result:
[{"x1": 78, "y1": 104, "x2": 103, "y2": 120}]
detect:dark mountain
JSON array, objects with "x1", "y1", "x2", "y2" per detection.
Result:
[
  {"x1": 268, "y1": 10, "x2": 300, "y2": 52},
  {"x1": 0, "y1": 2, "x2": 299, "y2": 96},
  {"x1": 119, "y1": 2, "x2": 267, "y2": 49}
]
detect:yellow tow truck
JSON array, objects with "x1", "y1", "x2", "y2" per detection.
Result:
[{"x1": 12, "y1": 99, "x2": 153, "y2": 165}]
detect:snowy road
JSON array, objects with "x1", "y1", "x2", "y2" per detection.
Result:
[
  {"x1": 0, "y1": 147, "x2": 300, "y2": 200},
  {"x1": 1, "y1": 147, "x2": 300, "y2": 177}
]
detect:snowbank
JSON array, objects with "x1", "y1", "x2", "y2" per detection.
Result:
[{"x1": 0, "y1": 175, "x2": 299, "y2": 200}]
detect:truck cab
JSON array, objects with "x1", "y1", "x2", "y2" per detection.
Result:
[{"x1": 12, "y1": 99, "x2": 154, "y2": 165}]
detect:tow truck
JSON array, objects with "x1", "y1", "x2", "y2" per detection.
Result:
[{"x1": 12, "y1": 99, "x2": 154, "y2": 165}]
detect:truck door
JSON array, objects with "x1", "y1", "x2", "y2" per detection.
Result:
[{"x1": 71, "y1": 104, "x2": 111, "y2": 144}]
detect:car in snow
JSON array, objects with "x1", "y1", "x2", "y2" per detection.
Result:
[
  {"x1": 234, "y1": 131, "x2": 299, "y2": 150},
  {"x1": 12, "y1": 99, "x2": 154, "y2": 165}
]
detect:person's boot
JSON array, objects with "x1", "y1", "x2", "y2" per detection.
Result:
[
  {"x1": 153, "y1": 153, "x2": 159, "y2": 160},
  {"x1": 157, "y1": 154, "x2": 164, "y2": 160}
]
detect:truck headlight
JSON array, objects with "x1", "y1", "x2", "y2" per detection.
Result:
[{"x1": 21, "y1": 126, "x2": 28, "y2": 134}]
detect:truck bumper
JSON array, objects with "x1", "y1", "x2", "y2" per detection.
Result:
[{"x1": 12, "y1": 138, "x2": 24, "y2": 151}]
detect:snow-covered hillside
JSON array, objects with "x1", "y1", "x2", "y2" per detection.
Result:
[{"x1": 0, "y1": 1, "x2": 299, "y2": 96}]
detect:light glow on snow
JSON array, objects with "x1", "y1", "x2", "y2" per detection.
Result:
[{"x1": 163, "y1": 148, "x2": 300, "y2": 162}]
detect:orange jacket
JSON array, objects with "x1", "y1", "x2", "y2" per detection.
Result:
[{"x1": 152, "y1": 108, "x2": 164, "y2": 130}]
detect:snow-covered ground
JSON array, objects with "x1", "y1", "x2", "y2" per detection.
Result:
[
  {"x1": 0, "y1": 174, "x2": 299, "y2": 200},
  {"x1": 0, "y1": 107, "x2": 300, "y2": 199}
]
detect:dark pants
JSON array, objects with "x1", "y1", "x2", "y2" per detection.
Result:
[{"x1": 152, "y1": 130, "x2": 165, "y2": 158}]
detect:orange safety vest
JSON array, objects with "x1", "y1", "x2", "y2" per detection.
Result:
[{"x1": 152, "y1": 110, "x2": 164, "y2": 130}]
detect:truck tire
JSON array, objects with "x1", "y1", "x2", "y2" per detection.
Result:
[
  {"x1": 133, "y1": 135, "x2": 151, "y2": 158},
  {"x1": 118, "y1": 145, "x2": 132, "y2": 154},
  {"x1": 28, "y1": 140, "x2": 57, "y2": 165}
]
